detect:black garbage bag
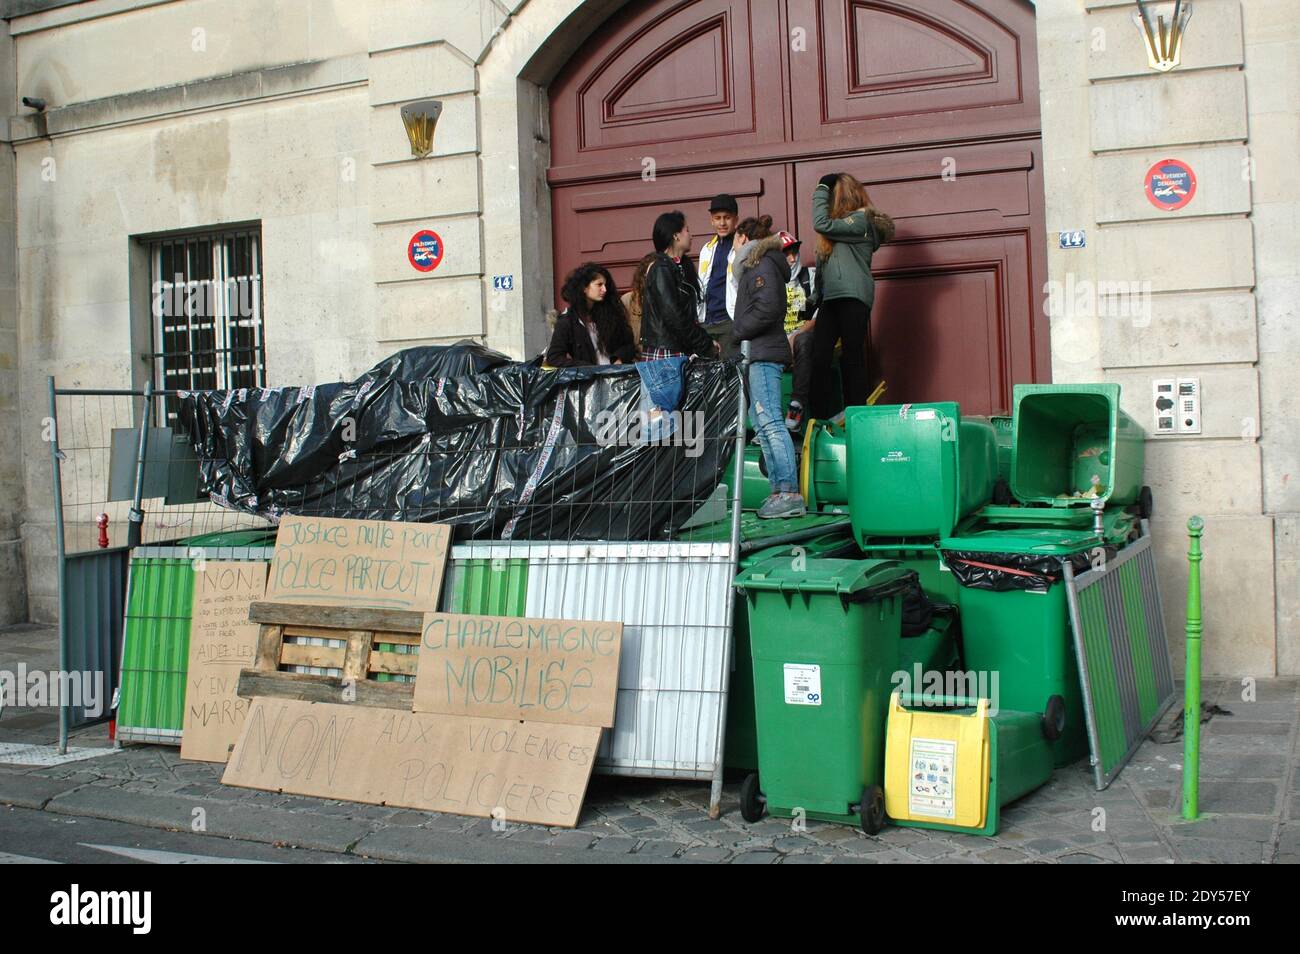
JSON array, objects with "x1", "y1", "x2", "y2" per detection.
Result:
[
  {"x1": 900, "y1": 577, "x2": 957, "y2": 637},
  {"x1": 943, "y1": 546, "x2": 1111, "y2": 593},
  {"x1": 175, "y1": 343, "x2": 742, "y2": 541}
]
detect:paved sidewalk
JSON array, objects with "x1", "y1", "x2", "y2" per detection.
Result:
[{"x1": 2, "y1": 626, "x2": 1297, "y2": 863}]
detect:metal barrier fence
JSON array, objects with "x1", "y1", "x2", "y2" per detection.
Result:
[
  {"x1": 48, "y1": 364, "x2": 749, "y2": 814},
  {"x1": 1064, "y1": 521, "x2": 1177, "y2": 790},
  {"x1": 46, "y1": 381, "x2": 272, "y2": 750}
]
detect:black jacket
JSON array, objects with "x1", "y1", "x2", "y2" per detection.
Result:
[
  {"x1": 731, "y1": 235, "x2": 793, "y2": 365},
  {"x1": 545, "y1": 309, "x2": 637, "y2": 367},
  {"x1": 640, "y1": 253, "x2": 714, "y2": 358}
]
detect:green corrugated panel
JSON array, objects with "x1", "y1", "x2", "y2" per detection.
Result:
[
  {"x1": 118, "y1": 557, "x2": 194, "y2": 736},
  {"x1": 1120, "y1": 559, "x2": 1160, "y2": 723},
  {"x1": 1078, "y1": 584, "x2": 1127, "y2": 771},
  {"x1": 118, "y1": 547, "x2": 273, "y2": 740},
  {"x1": 447, "y1": 558, "x2": 529, "y2": 616}
]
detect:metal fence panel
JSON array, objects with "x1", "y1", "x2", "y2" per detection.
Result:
[
  {"x1": 1066, "y1": 528, "x2": 1178, "y2": 789},
  {"x1": 54, "y1": 359, "x2": 747, "y2": 814},
  {"x1": 443, "y1": 540, "x2": 735, "y2": 778},
  {"x1": 47, "y1": 382, "x2": 275, "y2": 749}
]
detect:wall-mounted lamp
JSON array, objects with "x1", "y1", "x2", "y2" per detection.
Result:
[
  {"x1": 400, "y1": 100, "x2": 443, "y2": 158},
  {"x1": 1132, "y1": 0, "x2": 1193, "y2": 73}
]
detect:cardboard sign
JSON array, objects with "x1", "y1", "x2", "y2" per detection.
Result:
[
  {"x1": 265, "y1": 516, "x2": 450, "y2": 612},
  {"x1": 181, "y1": 562, "x2": 268, "y2": 763},
  {"x1": 223, "y1": 698, "x2": 600, "y2": 827},
  {"x1": 413, "y1": 613, "x2": 622, "y2": 727}
]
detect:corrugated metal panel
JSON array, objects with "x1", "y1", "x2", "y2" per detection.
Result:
[
  {"x1": 447, "y1": 541, "x2": 734, "y2": 779},
  {"x1": 443, "y1": 557, "x2": 530, "y2": 616},
  {"x1": 1066, "y1": 530, "x2": 1177, "y2": 789},
  {"x1": 116, "y1": 557, "x2": 193, "y2": 744},
  {"x1": 63, "y1": 549, "x2": 129, "y2": 729},
  {"x1": 116, "y1": 545, "x2": 272, "y2": 745}
]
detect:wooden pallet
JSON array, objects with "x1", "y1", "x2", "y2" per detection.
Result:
[{"x1": 236, "y1": 602, "x2": 427, "y2": 710}]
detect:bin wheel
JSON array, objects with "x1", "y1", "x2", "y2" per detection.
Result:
[
  {"x1": 739, "y1": 773, "x2": 766, "y2": 823},
  {"x1": 1043, "y1": 695, "x2": 1067, "y2": 742},
  {"x1": 1138, "y1": 486, "x2": 1154, "y2": 520},
  {"x1": 858, "y1": 785, "x2": 886, "y2": 835}
]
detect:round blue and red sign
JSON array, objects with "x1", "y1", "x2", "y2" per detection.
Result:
[
  {"x1": 408, "y1": 229, "x2": 444, "y2": 272},
  {"x1": 1144, "y1": 159, "x2": 1197, "y2": 211}
]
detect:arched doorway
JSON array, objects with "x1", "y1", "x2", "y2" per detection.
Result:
[{"x1": 546, "y1": 0, "x2": 1047, "y2": 415}]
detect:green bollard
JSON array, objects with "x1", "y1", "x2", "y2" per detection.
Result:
[{"x1": 1182, "y1": 516, "x2": 1204, "y2": 821}]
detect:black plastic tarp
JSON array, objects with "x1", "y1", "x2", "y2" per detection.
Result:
[{"x1": 176, "y1": 343, "x2": 742, "y2": 541}]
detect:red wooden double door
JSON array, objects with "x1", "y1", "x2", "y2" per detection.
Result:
[{"x1": 548, "y1": 0, "x2": 1049, "y2": 415}]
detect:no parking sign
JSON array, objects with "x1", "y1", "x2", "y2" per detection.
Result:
[
  {"x1": 1144, "y1": 159, "x2": 1197, "y2": 211},
  {"x1": 408, "y1": 229, "x2": 444, "y2": 272}
]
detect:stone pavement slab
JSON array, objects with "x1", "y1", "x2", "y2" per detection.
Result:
[
  {"x1": 0, "y1": 769, "x2": 90, "y2": 809},
  {"x1": 45, "y1": 784, "x2": 379, "y2": 854}
]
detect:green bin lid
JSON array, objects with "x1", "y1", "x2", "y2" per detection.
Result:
[
  {"x1": 733, "y1": 557, "x2": 913, "y2": 600},
  {"x1": 740, "y1": 531, "x2": 858, "y2": 569},
  {"x1": 938, "y1": 526, "x2": 1101, "y2": 556}
]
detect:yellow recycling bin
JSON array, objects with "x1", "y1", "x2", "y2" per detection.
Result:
[{"x1": 884, "y1": 692, "x2": 1054, "y2": 836}]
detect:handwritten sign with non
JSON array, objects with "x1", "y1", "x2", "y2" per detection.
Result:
[
  {"x1": 265, "y1": 516, "x2": 450, "y2": 612},
  {"x1": 181, "y1": 562, "x2": 268, "y2": 763},
  {"x1": 413, "y1": 613, "x2": 622, "y2": 727},
  {"x1": 222, "y1": 698, "x2": 601, "y2": 827}
]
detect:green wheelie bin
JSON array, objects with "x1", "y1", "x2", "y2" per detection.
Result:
[
  {"x1": 1010, "y1": 383, "x2": 1145, "y2": 509},
  {"x1": 732, "y1": 557, "x2": 916, "y2": 833},
  {"x1": 725, "y1": 529, "x2": 860, "y2": 772}
]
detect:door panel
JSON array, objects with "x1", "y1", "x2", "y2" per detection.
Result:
[
  {"x1": 788, "y1": 0, "x2": 1040, "y2": 148},
  {"x1": 870, "y1": 231, "x2": 1037, "y2": 416},
  {"x1": 549, "y1": 0, "x2": 789, "y2": 176}
]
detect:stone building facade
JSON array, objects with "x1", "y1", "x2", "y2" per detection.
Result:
[{"x1": 0, "y1": 0, "x2": 1295, "y2": 676}]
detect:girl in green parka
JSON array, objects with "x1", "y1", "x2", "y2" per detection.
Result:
[{"x1": 809, "y1": 172, "x2": 895, "y2": 417}]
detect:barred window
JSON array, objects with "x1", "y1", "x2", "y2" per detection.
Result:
[{"x1": 148, "y1": 227, "x2": 265, "y2": 424}]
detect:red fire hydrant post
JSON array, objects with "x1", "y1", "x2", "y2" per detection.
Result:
[{"x1": 97, "y1": 513, "x2": 109, "y2": 549}]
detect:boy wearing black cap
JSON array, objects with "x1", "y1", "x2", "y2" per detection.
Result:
[{"x1": 697, "y1": 193, "x2": 740, "y2": 359}]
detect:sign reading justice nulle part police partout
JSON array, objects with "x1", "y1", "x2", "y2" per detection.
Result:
[
  {"x1": 264, "y1": 515, "x2": 450, "y2": 612},
  {"x1": 413, "y1": 613, "x2": 623, "y2": 727}
]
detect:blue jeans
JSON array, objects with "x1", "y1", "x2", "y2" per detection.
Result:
[
  {"x1": 635, "y1": 356, "x2": 689, "y2": 441},
  {"x1": 748, "y1": 361, "x2": 799, "y2": 493}
]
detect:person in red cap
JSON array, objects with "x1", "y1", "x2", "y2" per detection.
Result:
[{"x1": 776, "y1": 230, "x2": 816, "y2": 431}]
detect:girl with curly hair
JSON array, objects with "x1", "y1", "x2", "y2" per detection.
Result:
[{"x1": 545, "y1": 262, "x2": 638, "y2": 367}]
